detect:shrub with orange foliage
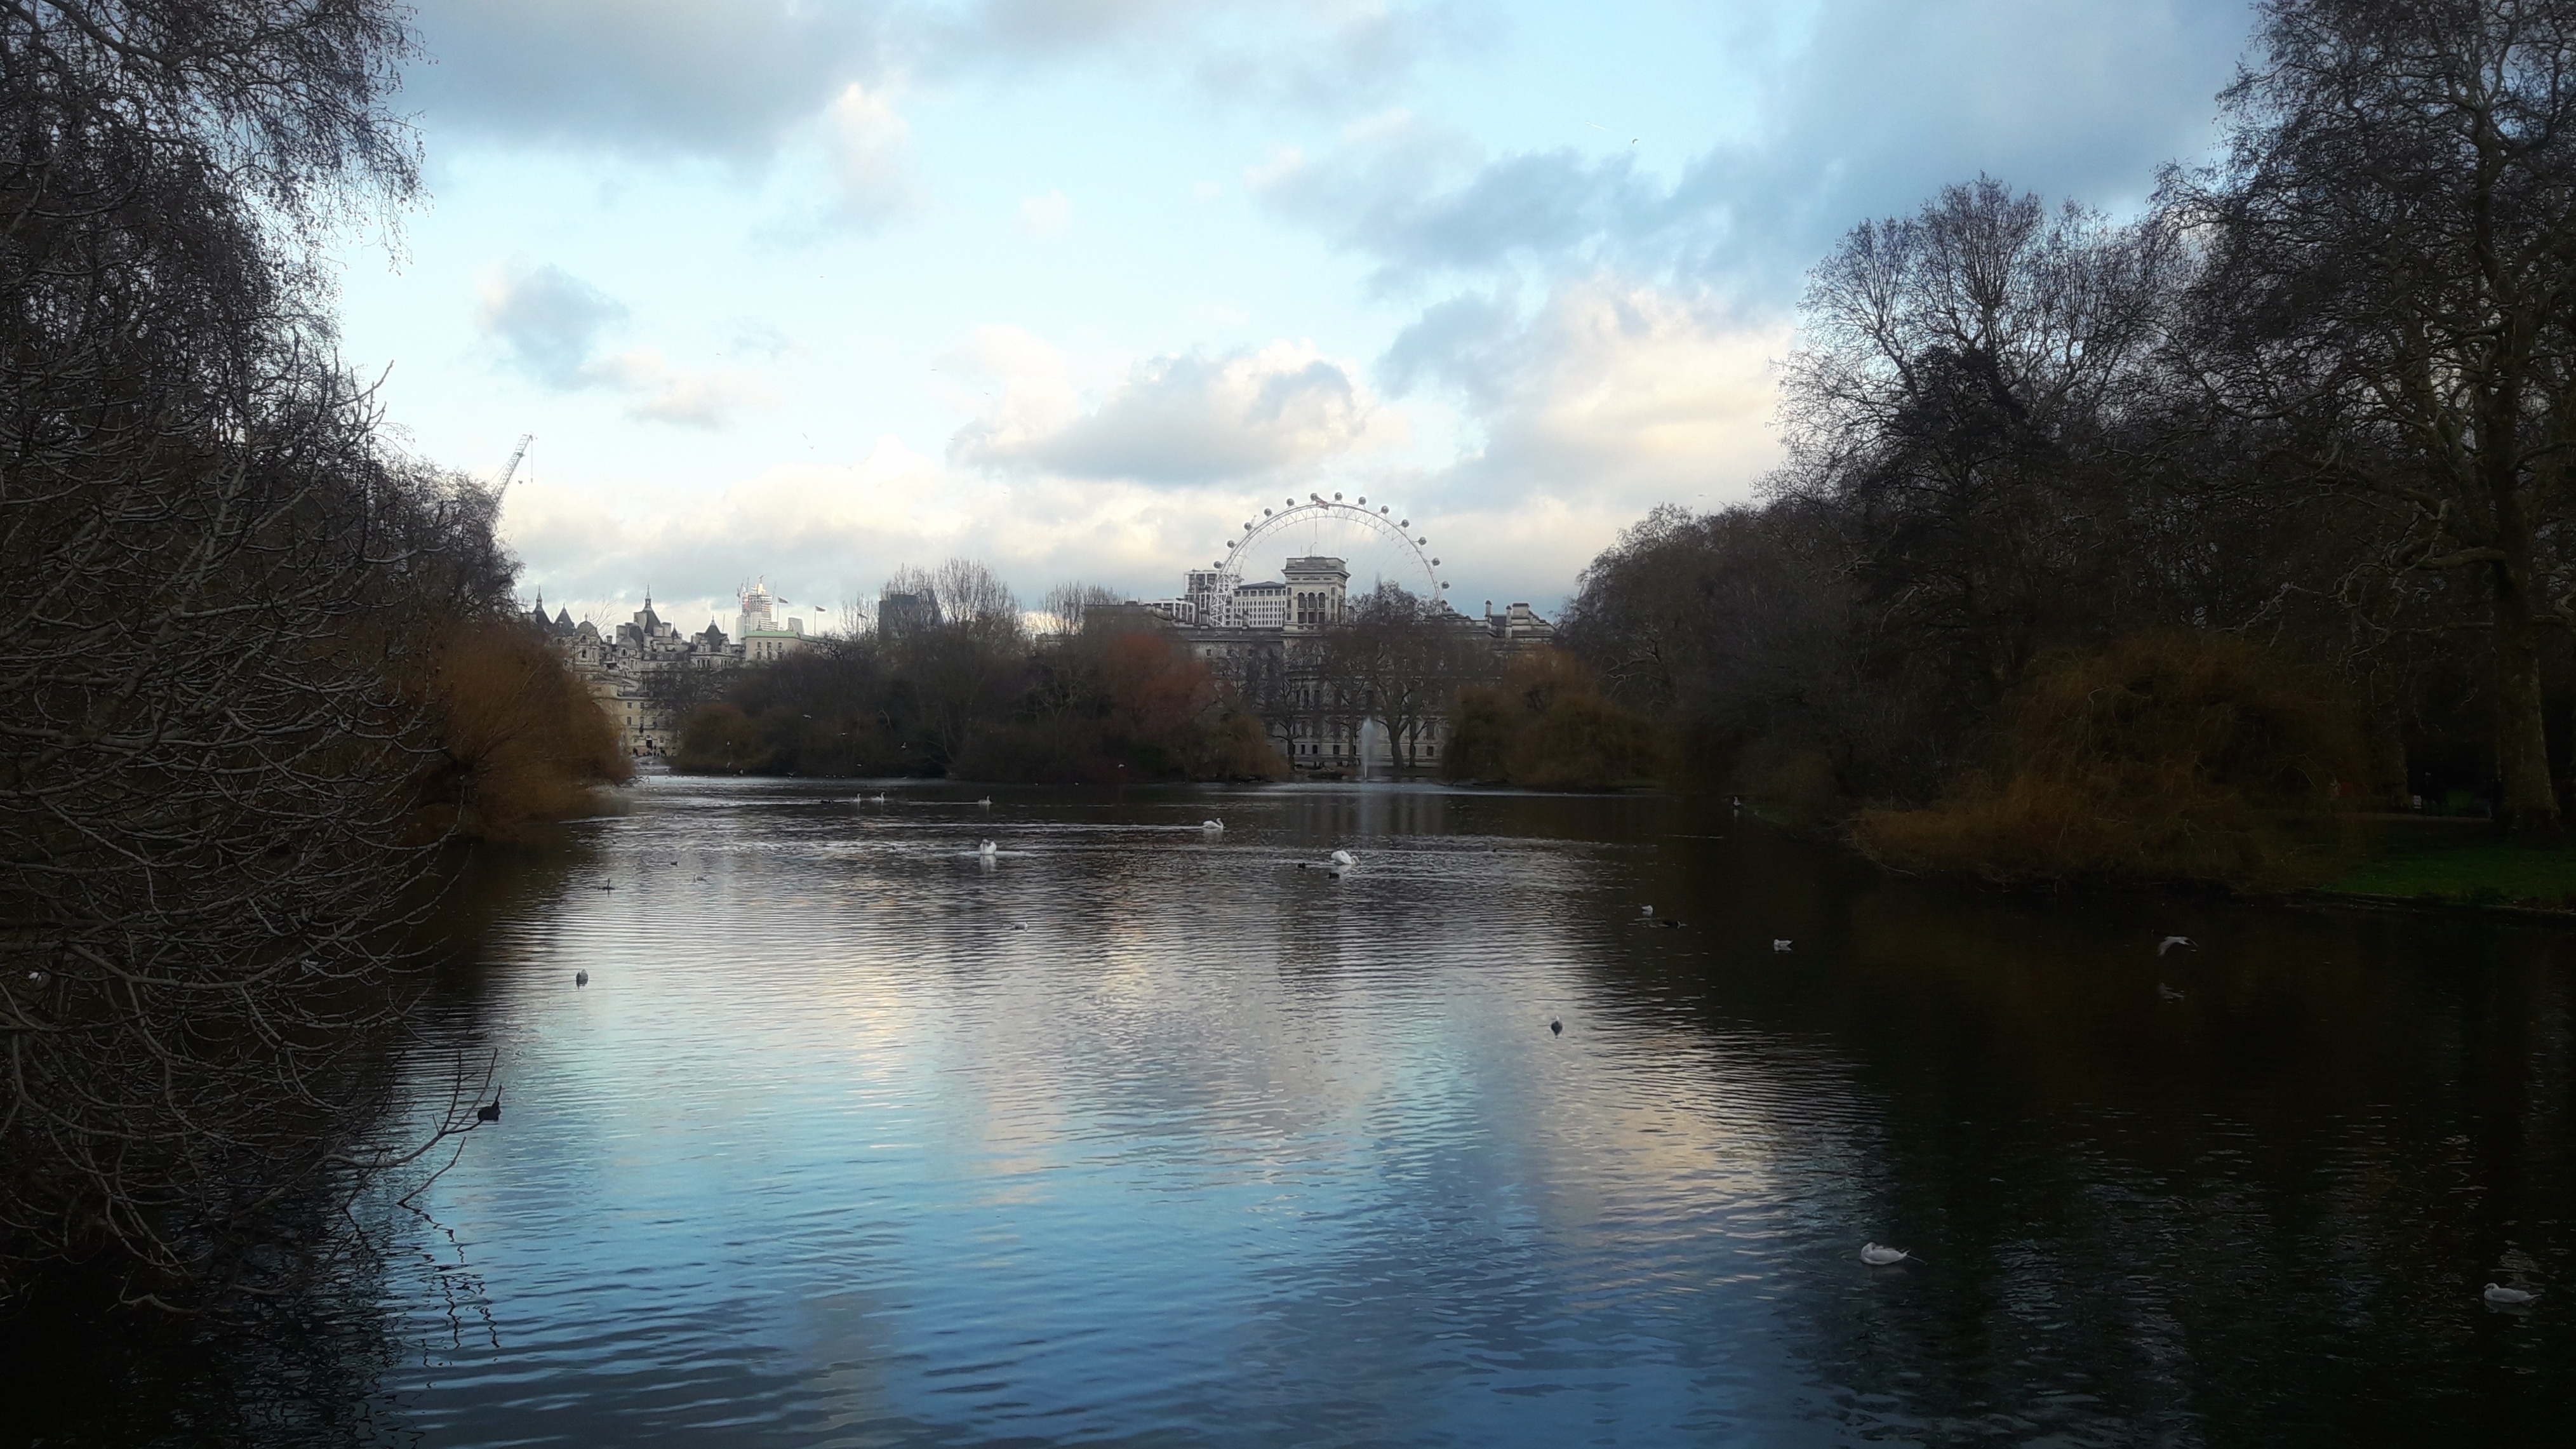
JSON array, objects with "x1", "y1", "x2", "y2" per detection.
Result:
[
  {"x1": 1443, "y1": 648, "x2": 1664, "y2": 789},
  {"x1": 413, "y1": 618, "x2": 631, "y2": 841},
  {"x1": 1853, "y1": 629, "x2": 2373, "y2": 890},
  {"x1": 1098, "y1": 630, "x2": 1217, "y2": 755}
]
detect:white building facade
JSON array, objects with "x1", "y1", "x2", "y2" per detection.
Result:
[
  {"x1": 530, "y1": 580, "x2": 813, "y2": 757},
  {"x1": 1097, "y1": 555, "x2": 1558, "y2": 778}
]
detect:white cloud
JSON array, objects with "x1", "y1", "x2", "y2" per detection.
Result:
[
  {"x1": 1252, "y1": 2, "x2": 2250, "y2": 300},
  {"x1": 474, "y1": 261, "x2": 626, "y2": 385},
  {"x1": 948, "y1": 332, "x2": 1394, "y2": 484},
  {"x1": 1387, "y1": 276, "x2": 1786, "y2": 505},
  {"x1": 406, "y1": 1, "x2": 885, "y2": 158},
  {"x1": 824, "y1": 81, "x2": 921, "y2": 225},
  {"x1": 915, "y1": 1, "x2": 1493, "y2": 107},
  {"x1": 1017, "y1": 189, "x2": 1072, "y2": 236},
  {"x1": 474, "y1": 260, "x2": 773, "y2": 429},
  {"x1": 505, "y1": 436, "x2": 1281, "y2": 626}
]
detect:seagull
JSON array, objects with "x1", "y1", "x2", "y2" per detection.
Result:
[
  {"x1": 2485, "y1": 1283, "x2": 2540, "y2": 1306},
  {"x1": 2158, "y1": 935, "x2": 2196, "y2": 956},
  {"x1": 1331, "y1": 850, "x2": 1356, "y2": 867},
  {"x1": 978, "y1": 840, "x2": 999, "y2": 857},
  {"x1": 476, "y1": 1090, "x2": 502, "y2": 1124},
  {"x1": 1203, "y1": 819, "x2": 1225, "y2": 832},
  {"x1": 1860, "y1": 1243, "x2": 1912, "y2": 1265},
  {"x1": 575, "y1": 970, "x2": 589, "y2": 988},
  {"x1": 1773, "y1": 939, "x2": 1792, "y2": 952},
  {"x1": 1641, "y1": 905, "x2": 1655, "y2": 917},
  {"x1": 2158, "y1": 982, "x2": 2186, "y2": 1001}
]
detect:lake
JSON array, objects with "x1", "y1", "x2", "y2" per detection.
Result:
[{"x1": 11, "y1": 778, "x2": 2572, "y2": 1445}]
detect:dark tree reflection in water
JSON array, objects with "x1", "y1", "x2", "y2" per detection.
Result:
[{"x1": 6, "y1": 780, "x2": 2568, "y2": 1445}]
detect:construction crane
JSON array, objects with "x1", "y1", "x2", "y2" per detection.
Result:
[{"x1": 494, "y1": 432, "x2": 534, "y2": 504}]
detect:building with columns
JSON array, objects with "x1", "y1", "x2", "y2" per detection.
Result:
[{"x1": 1099, "y1": 555, "x2": 1557, "y2": 777}]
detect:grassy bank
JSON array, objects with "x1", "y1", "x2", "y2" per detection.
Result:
[{"x1": 2315, "y1": 821, "x2": 2576, "y2": 912}]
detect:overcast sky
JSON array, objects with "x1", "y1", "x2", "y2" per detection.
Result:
[{"x1": 338, "y1": 0, "x2": 2257, "y2": 635}]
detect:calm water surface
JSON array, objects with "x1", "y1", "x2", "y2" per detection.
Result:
[{"x1": 13, "y1": 780, "x2": 2574, "y2": 1445}]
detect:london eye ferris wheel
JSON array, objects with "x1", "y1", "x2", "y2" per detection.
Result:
[{"x1": 1214, "y1": 491, "x2": 1447, "y2": 603}]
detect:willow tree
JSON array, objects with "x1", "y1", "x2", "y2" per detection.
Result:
[
  {"x1": 2177, "y1": 0, "x2": 2576, "y2": 830},
  {"x1": 1, "y1": 2, "x2": 508, "y2": 1297}
]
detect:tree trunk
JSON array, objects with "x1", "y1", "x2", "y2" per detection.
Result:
[{"x1": 2488, "y1": 551, "x2": 2559, "y2": 832}]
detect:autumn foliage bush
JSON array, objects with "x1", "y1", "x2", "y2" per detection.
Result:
[
  {"x1": 1443, "y1": 648, "x2": 1664, "y2": 789},
  {"x1": 1853, "y1": 630, "x2": 2372, "y2": 890},
  {"x1": 413, "y1": 618, "x2": 631, "y2": 841}
]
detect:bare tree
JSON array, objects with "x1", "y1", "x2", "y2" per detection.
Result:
[
  {"x1": 2172, "y1": 0, "x2": 2576, "y2": 829},
  {"x1": 1319, "y1": 585, "x2": 1486, "y2": 775},
  {"x1": 1777, "y1": 177, "x2": 2184, "y2": 699},
  {"x1": 885, "y1": 558, "x2": 1022, "y2": 630},
  {"x1": 1039, "y1": 581, "x2": 1121, "y2": 634},
  {"x1": 876, "y1": 559, "x2": 1025, "y2": 768},
  {"x1": 0, "y1": 0, "x2": 514, "y2": 1299}
]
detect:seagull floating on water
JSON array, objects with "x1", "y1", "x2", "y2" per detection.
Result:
[
  {"x1": 2158, "y1": 935, "x2": 2196, "y2": 956},
  {"x1": 575, "y1": 970, "x2": 588, "y2": 989},
  {"x1": 1640, "y1": 905, "x2": 1655, "y2": 917},
  {"x1": 1773, "y1": 939, "x2": 1792, "y2": 952},
  {"x1": 2485, "y1": 1283, "x2": 2540, "y2": 1306},
  {"x1": 1860, "y1": 1243, "x2": 1912, "y2": 1265},
  {"x1": 1331, "y1": 850, "x2": 1356, "y2": 867}
]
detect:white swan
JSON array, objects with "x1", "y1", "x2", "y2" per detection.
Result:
[
  {"x1": 2485, "y1": 1283, "x2": 2540, "y2": 1306},
  {"x1": 978, "y1": 796, "x2": 993, "y2": 807},
  {"x1": 1331, "y1": 850, "x2": 1356, "y2": 867},
  {"x1": 1860, "y1": 1243, "x2": 1911, "y2": 1266}
]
